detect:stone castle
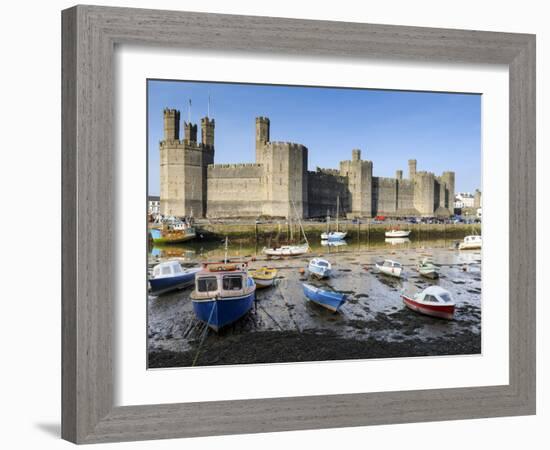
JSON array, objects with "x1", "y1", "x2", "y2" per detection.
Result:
[{"x1": 159, "y1": 109, "x2": 455, "y2": 219}]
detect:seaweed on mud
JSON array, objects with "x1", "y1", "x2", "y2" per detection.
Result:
[{"x1": 148, "y1": 329, "x2": 481, "y2": 368}]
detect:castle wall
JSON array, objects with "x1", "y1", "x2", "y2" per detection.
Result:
[
  {"x1": 307, "y1": 169, "x2": 349, "y2": 218},
  {"x1": 159, "y1": 111, "x2": 458, "y2": 220},
  {"x1": 372, "y1": 177, "x2": 398, "y2": 215},
  {"x1": 206, "y1": 164, "x2": 264, "y2": 217},
  {"x1": 396, "y1": 179, "x2": 416, "y2": 214}
]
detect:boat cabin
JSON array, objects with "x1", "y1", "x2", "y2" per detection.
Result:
[
  {"x1": 416, "y1": 286, "x2": 455, "y2": 304},
  {"x1": 193, "y1": 262, "x2": 250, "y2": 299},
  {"x1": 151, "y1": 261, "x2": 183, "y2": 279},
  {"x1": 381, "y1": 260, "x2": 402, "y2": 268},
  {"x1": 464, "y1": 235, "x2": 482, "y2": 243}
]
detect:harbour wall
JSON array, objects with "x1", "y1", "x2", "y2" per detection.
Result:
[{"x1": 194, "y1": 222, "x2": 482, "y2": 240}]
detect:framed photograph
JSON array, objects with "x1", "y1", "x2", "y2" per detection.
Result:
[{"x1": 62, "y1": 5, "x2": 536, "y2": 444}]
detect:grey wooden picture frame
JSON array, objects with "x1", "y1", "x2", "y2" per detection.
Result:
[{"x1": 62, "y1": 4, "x2": 536, "y2": 444}]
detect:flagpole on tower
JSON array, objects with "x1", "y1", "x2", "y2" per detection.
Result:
[
  {"x1": 188, "y1": 98, "x2": 191, "y2": 123},
  {"x1": 208, "y1": 94, "x2": 211, "y2": 119}
]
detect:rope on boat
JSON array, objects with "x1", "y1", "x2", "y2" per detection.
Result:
[{"x1": 191, "y1": 303, "x2": 216, "y2": 367}]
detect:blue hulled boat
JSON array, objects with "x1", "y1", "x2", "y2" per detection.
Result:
[
  {"x1": 191, "y1": 261, "x2": 256, "y2": 331},
  {"x1": 302, "y1": 283, "x2": 347, "y2": 312},
  {"x1": 149, "y1": 261, "x2": 201, "y2": 295},
  {"x1": 308, "y1": 258, "x2": 332, "y2": 279}
]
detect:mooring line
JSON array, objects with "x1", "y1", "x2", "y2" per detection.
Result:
[{"x1": 192, "y1": 303, "x2": 216, "y2": 367}]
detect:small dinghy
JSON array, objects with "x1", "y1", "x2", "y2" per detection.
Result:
[
  {"x1": 401, "y1": 286, "x2": 455, "y2": 320},
  {"x1": 385, "y1": 229, "x2": 411, "y2": 238},
  {"x1": 248, "y1": 267, "x2": 278, "y2": 289},
  {"x1": 149, "y1": 261, "x2": 201, "y2": 295},
  {"x1": 302, "y1": 283, "x2": 346, "y2": 312},
  {"x1": 375, "y1": 259, "x2": 403, "y2": 278},
  {"x1": 417, "y1": 257, "x2": 439, "y2": 279},
  {"x1": 308, "y1": 258, "x2": 332, "y2": 279},
  {"x1": 458, "y1": 235, "x2": 482, "y2": 250}
]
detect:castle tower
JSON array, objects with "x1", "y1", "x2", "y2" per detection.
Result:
[
  {"x1": 395, "y1": 170, "x2": 403, "y2": 181},
  {"x1": 183, "y1": 122, "x2": 197, "y2": 144},
  {"x1": 341, "y1": 149, "x2": 373, "y2": 217},
  {"x1": 163, "y1": 108, "x2": 180, "y2": 141},
  {"x1": 262, "y1": 141, "x2": 308, "y2": 218},
  {"x1": 408, "y1": 159, "x2": 417, "y2": 179},
  {"x1": 160, "y1": 110, "x2": 214, "y2": 218},
  {"x1": 255, "y1": 117, "x2": 270, "y2": 163},
  {"x1": 201, "y1": 117, "x2": 215, "y2": 148},
  {"x1": 474, "y1": 189, "x2": 482, "y2": 208},
  {"x1": 413, "y1": 171, "x2": 435, "y2": 216},
  {"x1": 440, "y1": 171, "x2": 455, "y2": 212}
]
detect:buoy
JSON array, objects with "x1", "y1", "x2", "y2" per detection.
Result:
[{"x1": 298, "y1": 268, "x2": 305, "y2": 274}]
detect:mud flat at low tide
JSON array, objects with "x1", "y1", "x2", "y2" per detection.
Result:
[{"x1": 147, "y1": 243, "x2": 481, "y2": 368}]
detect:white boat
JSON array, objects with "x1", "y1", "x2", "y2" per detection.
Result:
[
  {"x1": 308, "y1": 258, "x2": 332, "y2": 278},
  {"x1": 417, "y1": 257, "x2": 439, "y2": 279},
  {"x1": 263, "y1": 244, "x2": 309, "y2": 256},
  {"x1": 264, "y1": 201, "x2": 310, "y2": 257},
  {"x1": 401, "y1": 286, "x2": 455, "y2": 320},
  {"x1": 320, "y1": 196, "x2": 347, "y2": 241},
  {"x1": 458, "y1": 235, "x2": 482, "y2": 250},
  {"x1": 321, "y1": 231, "x2": 348, "y2": 241},
  {"x1": 375, "y1": 259, "x2": 403, "y2": 278},
  {"x1": 385, "y1": 229, "x2": 411, "y2": 238}
]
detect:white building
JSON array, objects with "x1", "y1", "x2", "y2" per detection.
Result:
[
  {"x1": 148, "y1": 195, "x2": 160, "y2": 215},
  {"x1": 454, "y1": 192, "x2": 475, "y2": 209}
]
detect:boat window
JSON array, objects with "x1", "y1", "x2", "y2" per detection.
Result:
[
  {"x1": 424, "y1": 294, "x2": 440, "y2": 303},
  {"x1": 223, "y1": 275, "x2": 243, "y2": 291},
  {"x1": 438, "y1": 292, "x2": 453, "y2": 303},
  {"x1": 172, "y1": 265, "x2": 182, "y2": 274},
  {"x1": 197, "y1": 277, "x2": 218, "y2": 292},
  {"x1": 317, "y1": 261, "x2": 328, "y2": 267},
  {"x1": 161, "y1": 266, "x2": 172, "y2": 276}
]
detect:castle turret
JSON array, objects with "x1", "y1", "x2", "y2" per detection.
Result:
[
  {"x1": 474, "y1": 189, "x2": 482, "y2": 208},
  {"x1": 201, "y1": 117, "x2": 215, "y2": 148},
  {"x1": 341, "y1": 149, "x2": 372, "y2": 217},
  {"x1": 163, "y1": 108, "x2": 180, "y2": 141},
  {"x1": 183, "y1": 122, "x2": 198, "y2": 144},
  {"x1": 414, "y1": 171, "x2": 435, "y2": 216},
  {"x1": 408, "y1": 159, "x2": 417, "y2": 179},
  {"x1": 395, "y1": 170, "x2": 403, "y2": 181},
  {"x1": 255, "y1": 117, "x2": 270, "y2": 163},
  {"x1": 440, "y1": 171, "x2": 455, "y2": 212}
]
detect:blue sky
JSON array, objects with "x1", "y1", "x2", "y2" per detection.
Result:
[{"x1": 148, "y1": 80, "x2": 481, "y2": 196}]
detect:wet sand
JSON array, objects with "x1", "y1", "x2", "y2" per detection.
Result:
[{"x1": 148, "y1": 245, "x2": 481, "y2": 368}]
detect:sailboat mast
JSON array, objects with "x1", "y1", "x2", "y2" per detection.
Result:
[
  {"x1": 336, "y1": 196, "x2": 340, "y2": 232},
  {"x1": 224, "y1": 236, "x2": 228, "y2": 264},
  {"x1": 291, "y1": 200, "x2": 309, "y2": 248}
]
